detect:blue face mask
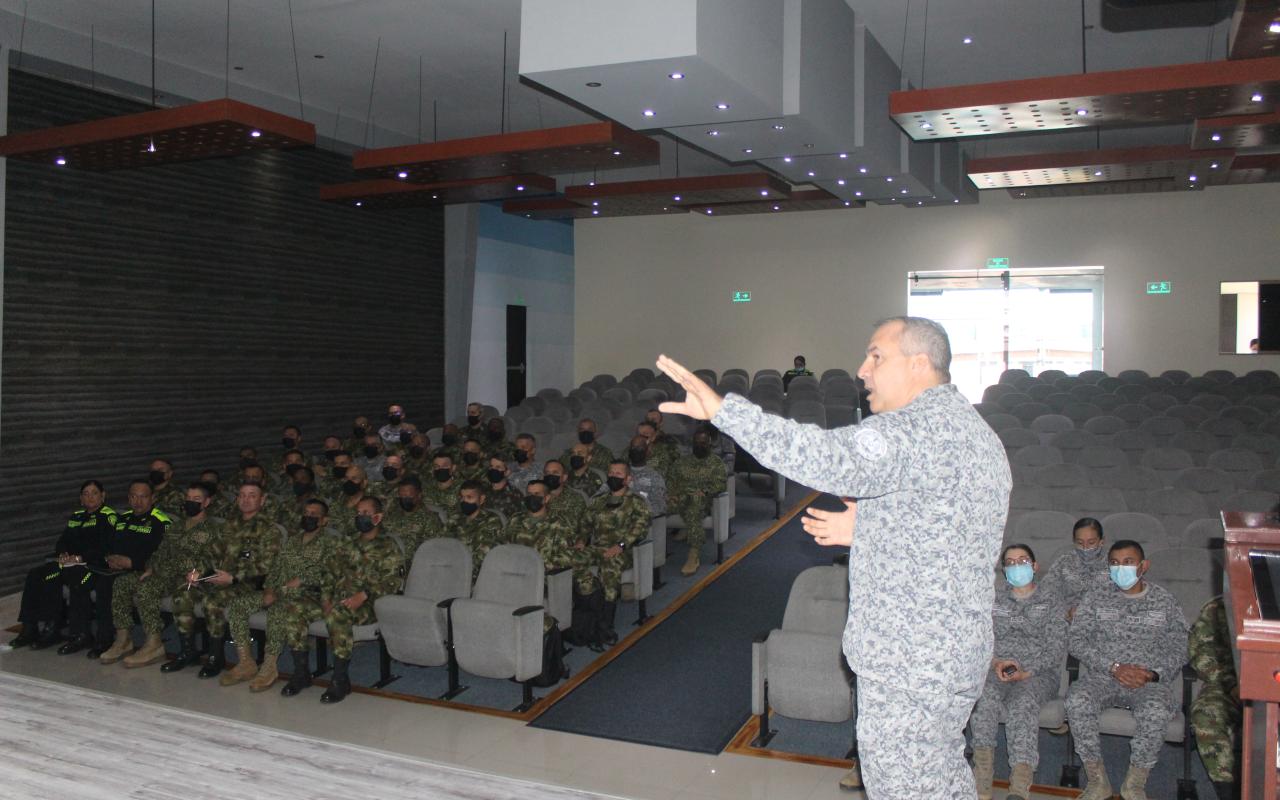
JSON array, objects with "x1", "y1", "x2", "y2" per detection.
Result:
[
  {"x1": 1003, "y1": 564, "x2": 1034, "y2": 588},
  {"x1": 1110, "y1": 565, "x2": 1140, "y2": 590}
]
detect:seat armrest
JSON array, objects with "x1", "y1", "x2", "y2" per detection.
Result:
[
  {"x1": 547, "y1": 566, "x2": 572, "y2": 576},
  {"x1": 436, "y1": 598, "x2": 456, "y2": 610},
  {"x1": 751, "y1": 639, "x2": 767, "y2": 715},
  {"x1": 512, "y1": 605, "x2": 544, "y2": 617}
]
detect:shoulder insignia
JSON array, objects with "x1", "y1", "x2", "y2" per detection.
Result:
[{"x1": 853, "y1": 427, "x2": 888, "y2": 461}]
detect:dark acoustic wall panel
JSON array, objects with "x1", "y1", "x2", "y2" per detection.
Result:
[{"x1": 0, "y1": 71, "x2": 444, "y2": 595}]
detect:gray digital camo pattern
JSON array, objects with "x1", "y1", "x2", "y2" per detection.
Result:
[
  {"x1": 1065, "y1": 580, "x2": 1188, "y2": 768},
  {"x1": 969, "y1": 580, "x2": 1068, "y2": 768},
  {"x1": 629, "y1": 465, "x2": 668, "y2": 516},
  {"x1": 1042, "y1": 547, "x2": 1110, "y2": 609},
  {"x1": 506, "y1": 462, "x2": 541, "y2": 494},
  {"x1": 714, "y1": 383, "x2": 1011, "y2": 800}
]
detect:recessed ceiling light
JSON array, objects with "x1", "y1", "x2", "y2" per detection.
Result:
[
  {"x1": 772, "y1": 124, "x2": 785, "y2": 131},
  {"x1": 1210, "y1": 162, "x2": 1219, "y2": 169},
  {"x1": 953, "y1": 199, "x2": 959, "y2": 203},
  {"x1": 900, "y1": 188, "x2": 908, "y2": 194},
  {"x1": 515, "y1": 185, "x2": 525, "y2": 191},
  {"x1": 1075, "y1": 108, "x2": 1088, "y2": 116},
  {"x1": 917, "y1": 201, "x2": 924, "y2": 205},
  {"x1": 742, "y1": 148, "x2": 753, "y2": 154},
  {"x1": 397, "y1": 171, "x2": 408, "y2": 179},
  {"x1": 707, "y1": 130, "x2": 720, "y2": 136},
  {"x1": 919, "y1": 121, "x2": 932, "y2": 129},
  {"x1": 673, "y1": 195, "x2": 682, "y2": 201},
  {"x1": 885, "y1": 177, "x2": 893, "y2": 182},
  {"x1": 1270, "y1": 22, "x2": 1280, "y2": 33},
  {"x1": 250, "y1": 130, "x2": 262, "y2": 138},
  {"x1": 705, "y1": 209, "x2": 713, "y2": 214},
  {"x1": 355, "y1": 200, "x2": 362, "y2": 206},
  {"x1": 839, "y1": 153, "x2": 848, "y2": 159},
  {"x1": 803, "y1": 143, "x2": 814, "y2": 148},
  {"x1": 55, "y1": 156, "x2": 66, "y2": 165},
  {"x1": 772, "y1": 205, "x2": 780, "y2": 210},
  {"x1": 1189, "y1": 174, "x2": 1197, "y2": 182},
  {"x1": 669, "y1": 72, "x2": 684, "y2": 80},
  {"x1": 858, "y1": 166, "x2": 867, "y2": 173},
  {"x1": 586, "y1": 81, "x2": 602, "y2": 87},
  {"x1": 716, "y1": 103, "x2": 730, "y2": 110},
  {"x1": 759, "y1": 190, "x2": 769, "y2": 196},
  {"x1": 854, "y1": 191, "x2": 862, "y2": 197},
  {"x1": 592, "y1": 201, "x2": 600, "y2": 206},
  {"x1": 783, "y1": 156, "x2": 792, "y2": 163},
  {"x1": 589, "y1": 181, "x2": 595, "y2": 186},
  {"x1": 1093, "y1": 170, "x2": 1103, "y2": 176},
  {"x1": 807, "y1": 171, "x2": 816, "y2": 177},
  {"x1": 431, "y1": 194, "x2": 438, "y2": 199},
  {"x1": 1210, "y1": 133, "x2": 1222, "y2": 141},
  {"x1": 836, "y1": 179, "x2": 846, "y2": 185},
  {"x1": 642, "y1": 109, "x2": 655, "y2": 117},
  {"x1": 962, "y1": 36, "x2": 973, "y2": 44},
  {"x1": 592, "y1": 209, "x2": 600, "y2": 215},
  {"x1": 1251, "y1": 92, "x2": 1264, "y2": 102},
  {"x1": 525, "y1": 214, "x2": 532, "y2": 218},
  {"x1": 612, "y1": 150, "x2": 621, "y2": 155}
]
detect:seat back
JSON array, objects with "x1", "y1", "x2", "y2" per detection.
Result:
[
  {"x1": 1030, "y1": 414, "x2": 1074, "y2": 437},
  {"x1": 781, "y1": 565, "x2": 850, "y2": 635},
  {"x1": 473, "y1": 544, "x2": 545, "y2": 607},
  {"x1": 1083, "y1": 415, "x2": 1128, "y2": 438},
  {"x1": 1077, "y1": 445, "x2": 1128, "y2": 471},
  {"x1": 1011, "y1": 445, "x2": 1064, "y2": 470},
  {"x1": 1145, "y1": 551, "x2": 1224, "y2": 626},
  {"x1": 405, "y1": 538, "x2": 473, "y2": 602}
]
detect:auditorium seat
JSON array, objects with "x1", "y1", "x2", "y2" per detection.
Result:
[
  {"x1": 1198, "y1": 417, "x2": 1248, "y2": 451},
  {"x1": 1063, "y1": 486, "x2": 1128, "y2": 518},
  {"x1": 1069, "y1": 384, "x2": 1106, "y2": 402},
  {"x1": 1137, "y1": 416, "x2": 1186, "y2": 447},
  {"x1": 1099, "y1": 512, "x2": 1166, "y2": 552},
  {"x1": 1008, "y1": 510, "x2": 1076, "y2": 554},
  {"x1": 1221, "y1": 489, "x2": 1280, "y2": 514},
  {"x1": 1202, "y1": 369, "x2": 1236, "y2": 384},
  {"x1": 1117, "y1": 369, "x2": 1150, "y2": 384},
  {"x1": 997, "y1": 392, "x2": 1034, "y2": 411},
  {"x1": 1170, "y1": 467, "x2": 1236, "y2": 512},
  {"x1": 1111, "y1": 403, "x2": 1149, "y2": 426},
  {"x1": 1252, "y1": 469, "x2": 1280, "y2": 492},
  {"x1": 1011, "y1": 445, "x2": 1064, "y2": 471},
  {"x1": 1061, "y1": 402, "x2": 1102, "y2": 425},
  {"x1": 1219, "y1": 404, "x2": 1266, "y2": 427},
  {"x1": 984, "y1": 413, "x2": 1023, "y2": 433},
  {"x1": 1140, "y1": 393, "x2": 1178, "y2": 413},
  {"x1": 1031, "y1": 464, "x2": 1091, "y2": 510},
  {"x1": 787, "y1": 400, "x2": 827, "y2": 428},
  {"x1": 1206, "y1": 448, "x2": 1266, "y2": 490},
  {"x1": 1083, "y1": 415, "x2": 1128, "y2": 439},
  {"x1": 1132, "y1": 487, "x2": 1211, "y2": 540},
  {"x1": 1180, "y1": 518, "x2": 1225, "y2": 549},
  {"x1": 1092, "y1": 467, "x2": 1162, "y2": 510},
  {"x1": 1030, "y1": 414, "x2": 1074, "y2": 440},
  {"x1": 1189, "y1": 394, "x2": 1230, "y2": 414},
  {"x1": 1047, "y1": 430, "x2": 1097, "y2": 463},
  {"x1": 824, "y1": 404, "x2": 857, "y2": 429},
  {"x1": 1011, "y1": 402, "x2": 1053, "y2": 425},
  {"x1": 1159, "y1": 369, "x2": 1192, "y2": 384},
  {"x1": 1077, "y1": 445, "x2": 1129, "y2": 472},
  {"x1": 1168, "y1": 430, "x2": 1218, "y2": 466}
]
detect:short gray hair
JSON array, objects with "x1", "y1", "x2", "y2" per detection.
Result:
[{"x1": 874, "y1": 316, "x2": 952, "y2": 382}]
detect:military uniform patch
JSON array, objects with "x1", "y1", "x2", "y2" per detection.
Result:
[{"x1": 853, "y1": 427, "x2": 888, "y2": 461}]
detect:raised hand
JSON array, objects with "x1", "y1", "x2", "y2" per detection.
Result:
[
  {"x1": 802, "y1": 498, "x2": 858, "y2": 547},
  {"x1": 655, "y1": 354, "x2": 724, "y2": 420}
]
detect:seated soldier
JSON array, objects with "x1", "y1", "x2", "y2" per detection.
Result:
[
  {"x1": 456, "y1": 438, "x2": 487, "y2": 482},
  {"x1": 317, "y1": 450, "x2": 354, "y2": 503},
  {"x1": 484, "y1": 416, "x2": 514, "y2": 461},
  {"x1": 579, "y1": 461, "x2": 650, "y2": 644},
  {"x1": 507, "y1": 433, "x2": 541, "y2": 493},
  {"x1": 1043, "y1": 517, "x2": 1109, "y2": 617},
  {"x1": 445, "y1": 480, "x2": 507, "y2": 581},
  {"x1": 328, "y1": 464, "x2": 373, "y2": 534},
  {"x1": 148, "y1": 458, "x2": 184, "y2": 519},
  {"x1": 1189, "y1": 596, "x2": 1242, "y2": 800},
  {"x1": 354, "y1": 434, "x2": 387, "y2": 478},
  {"x1": 626, "y1": 435, "x2": 668, "y2": 516},
  {"x1": 1065, "y1": 540, "x2": 1189, "y2": 800},
  {"x1": 386, "y1": 475, "x2": 446, "y2": 554},
  {"x1": 271, "y1": 449, "x2": 307, "y2": 496},
  {"x1": 9, "y1": 480, "x2": 117, "y2": 652},
  {"x1": 234, "y1": 447, "x2": 259, "y2": 484},
  {"x1": 970, "y1": 544, "x2": 1068, "y2": 800},
  {"x1": 422, "y1": 454, "x2": 461, "y2": 512},
  {"x1": 668, "y1": 427, "x2": 728, "y2": 576},
  {"x1": 403, "y1": 432, "x2": 432, "y2": 477},
  {"x1": 110, "y1": 483, "x2": 223, "y2": 670},
  {"x1": 280, "y1": 425, "x2": 306, "y2": 459},
  {"x1": 248, "y1": 499, "x2": 345, "y2": 695},
  {"x1": 637, "y1": 418, "x2": 678, "y2": 478},
  {"x1": 484, "y1": 456, "x2": 524, "y2": 519},
  {"x1": 462, "y1": 401, "x2": 487, "y2": 442},
  {"x1": 318, "y1": 496, "x2": 406, "y2": 704},
  {"x1": 542, "y1": 459, "x2": 586, "y2": 534},
  {"x1": 378, "y1": 403, "x2": 415, "y2": 451},
  {"x1": 94, "y1": 481, "x2": 172, "y2": 663},
  {"x1": 561, "y1": 418, "x2": 613, "y2": 473},
  {"x1": 782, "y1": 354, "x2": 814, "y2": 391},
  {"x1": 240, "y1": 463, "x2": 284, "y2": 524},
  {"x1": 435, "y1": 423, "x2": 463, "y2": 464},
  {"x1": 372, "y1": 453, "x2": 410, "y2": 502},
  {"x1": 277, "y1": 465, "x2": 319, "y2": 526},
  {"x1": 345, "y1": 416, "x2": 372, "y2": 454},
  {"x1": 566, "y1": 442, "x2": 604, "y2": 497},
  {"x1": 507, "y1": 480, "x2": 578, "y2": 631},
  {"x1": 200, "y1": 469, "x2": 234, "y2": 519},
  {"x1": 317, "y1": 435, "x2": 344, "y2": 478}
]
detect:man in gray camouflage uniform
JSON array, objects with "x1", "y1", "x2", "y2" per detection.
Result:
[
  {"x1": 1065, "y1": 540, "x2": 1188, "y2": 800},
  {"x1": 626, "y1": 435, "x2": 667, "y2": 516},
  {"x1": 507, "y1": 433, "x2": 541, "y2": 493},
  {"x1": 657, "y1": 316, "x2": 1011, "y2": 799}
]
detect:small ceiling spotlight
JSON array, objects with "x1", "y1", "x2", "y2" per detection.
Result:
[
  {"x1": 772, "y1": 205, "x2": 780, "y2": 210},
  {"x1": 515, "y1": 184, "x2": 525, "y2": 191},
  {"x1": 1269, "y1": 22, "x2": 1280, "y2": 33},
  {"x1": 612, "y1": 150, "x2": 621, "y2": 156},
  {"x1": 1075, "y1": 108, "x2": 1088, "y2": 116},
  {"x1": 742, "y1": 148, "x2": 753, "y2": 154},
  {"x1": 1188, "y1": 174, "x2": 1197, "y2": 182},
  {"x1": 642, "y1": 109, "x2": 656, "y2": 117},
  {"x1": 355, "y1": 200, "x2": 362, "y2": 206},
  {"x1": 858, "y1": 166, "x2": 867, "y2": 173},
  {"x1": 705, "y1": 208, "x2": 713, "y2": 214},
  {"x1": 250, "y1": 130, "x2": 262, "y2": 138},
  {"x1": 962, "y1": 36, "x2": 973, "y2": 44},
  {"x1": 1093, "y1": 170, "x2": 1103, "y2": 176},
  {"x1": 397, "y1": 171, "x2": 409, "y2": 179},
  {"x1": 836, "y1": 179, "x2": 846, "y2": 186},
  {"x1": 707, "y1": 130, "x2": 720, "y2": 136},
  {"x1": 592, "y1": 209, "x2": 600, "y2": 215},
  {"x1": 885, "y1": 176, "x2": 893, "y2": 182},
  {"x1": 1210, "y1": 162, "x2": 1220, "y2": 169},
  {"x1": 807, "y1": 171, "x2": 816, "y2": 177},
  {"x1": 55, "y1": 156, "x2": 66, "y2": 165},
  {"x1": 759, "y1": 189, "x2": 769, "y2": 196},
  {"x1": 673, "y1": 195, "x2": 682, "y2": 201},
  {"x1": 1210, "y1": 133, "x2": 1222, "y2": 141},
  {"x1": 716, "y1": 103, "x2": 730, "y2": 110},
  {"x1": 839, "y1": 153, "x2": 848, "y2": 159},
  {"x1": 772, "y1": 124, "x2": 785, "y2": 131},
  {"x1": 668, "y1": 72, "x2": 684, "y2": 80},
  {"x1": 783, "y1": 156, "x2": 792, "y2": 163},
  {"x1": 854, "y1": 191, "x2": 863, "y2": 197},
  {"x1": 1251, "y1": 92, "x2": 1264, "y2": 102}
]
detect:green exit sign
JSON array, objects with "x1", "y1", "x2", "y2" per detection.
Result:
[
  {"x1": 1146, "y1": 281, "x2": 1172, "y2": 295},
  {"x1": 733, "y1": 291, "x2": 752, "y2": 303},
  {"x1": 986, "y1": 257, "x2": 1009, "y2": 269}
]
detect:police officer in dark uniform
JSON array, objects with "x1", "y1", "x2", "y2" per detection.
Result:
[
  {"x1": 8, "y1": 480, "x2": 117, "y2": 652},
  {"x1": 89, "y1": 480, "x2": 170, "y2": 661}
]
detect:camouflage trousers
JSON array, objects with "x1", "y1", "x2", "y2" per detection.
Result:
[
  {"x1": 673, "y1": 494, "x2": 712, "y2": 551},
  {"x1": 169, "y1": 582, "x2": 210, "y2": 636},
  {"x1": 1190, "y1": 686, "x2": 1241, "y2": 782},
  {"x1": 322, "y1": 600, "x2": 376, "y2": 659},
  {"x1": 1065, "y1": 672, "x2": 1177, "y2": 769},
  {"x1": 969, "y1": 669, "x2": 1060, "y2": 768},
  {"x1": 263, "y1": 593, "x2": 324, "y2": 656},
  {"x1": 195, "y1": 584, "x2": 264, "y2": 644},
  {"x1": 858, "y1": 676, "x2": 981, "y2": 800},
  {"x1": 110, "y1": 572, "x2": 170, "y2": 635},
  {"x1": 573, "y1": 549, "x2": 633, "y2": 602}
]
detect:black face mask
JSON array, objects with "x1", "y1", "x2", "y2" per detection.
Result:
[
  {"x1": 606, "y1": 476, "x2": 626, "y2": 493},
  {"x1": 325, "y1": 449, "x2": 342, "y2": 461},
  {"x1": 353, "y1": 425, "x2": 367, "y2": 438},
  {"x1": 693, "y1": 444, "x2": 711, "y2": 459},
  {"x1": 433, "y1": 468, "x2": 452, "y2": 484},
  {"x1": 578, "y1": 430, "x2": 595, "y2": 445},
  {"x1": 148, "y1": 470, "x2": 167, "y2": 486},
  {"x1": 462, "y1": 452, "x2": 480, "y2": 465},
  {"x1": 363, "y1": 445, "x2": 379, "y2": 458},
  {"x1": 398, "y1": 497, "x2": 416, "y2": 512},
  {"x1": 332, "y1": 465, "x2": 349, "y2": 479},
  {"x1": 467, "y1": 415, "x2": 481, "y2": 427},
  {"x1": 282, "y1": 436, "x2": 297, "y2": 449},
  {"x1": 292, "y1": 482, "x2": 313, "y2": 497},
  {"x1": 382, "y1": 466, "x2": 399, "y2": 481},
  {"x1": 182, "y1": 500, "x2": 204, "y2": 518},
  {"x1": 523, "y1": 495, "x2": 544, "y2": 513},
  {"x1": 629, "y1": 447, "x2": 648, "y2": 467},
  {"x1": 487, "y1": 468, "x2": 506, "y2": 484},
  {"x1": 514, "y1": 450, "x2": 529, "y2": 464},
  {"x1": 285, "y1": 463, "x2": 303, "y2": 477},
  {"x1": 570, "y1": 455, "x2": 586, "y2": 471},
  {"x1": 543, "y1": 475, "x2": 562, "y2": 491},
  {"x1": 399, "y1": 430, "x2": 413, "y2": 444},
  {"x1": 459, "y1": 501, "x2": 479, "y2": 516},
  {"x1": 301, "y1": 516, "x2": 320, "y2": 532},
  {"x1": 355, "y1": 515, "x2": 376, "y2": 533},
  {"x1": 487, "y1": 429, "x2": 504, "y2": 442},
  {"x1": 409, "y1": 445, "x2": 426, "y2": 459},
  {"x1": 342, "y1": 480, "x2": 361, "y2": 496},
  {"x1": 388, "y1": 413, "x2": 403, "y2": 425},
  {"x1": 239, "y1": 457, "x2": 255, "y2": 470},
  {"x1": 441, "y1": 434, "x2": 458, "y2": 447}
]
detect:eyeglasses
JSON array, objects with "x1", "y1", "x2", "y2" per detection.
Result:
[{"x1": 1002, "y1": 557, "x2": 1033, "y2": 566}]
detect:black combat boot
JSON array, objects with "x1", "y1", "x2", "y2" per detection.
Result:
[
  {"x1": 57, "y1": 633, "x2": 94, "y2": 656},
  {"x1": 281, "y1": 650, "x2": 313, "y2": 697},
  {"x1": 160, "y1": 634, "x2": 200, "y2": 673},
  {"x1": 320, "y1": 657, "x2": 351, "y2": 704},
  {"x1": 599, "y1": 601, "x2": 618, "y2": 647},
  {"x1": 198, "y1": 635, "x2": 228, "y2": 679},
  {"x1": 29, "y1": 622, "x2": 64, "y2": 650},
  {"x1": 8, "y1": 623, "x2": 39, "y2": 649}
]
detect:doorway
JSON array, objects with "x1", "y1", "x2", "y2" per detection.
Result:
[{"x1": 506, "y1": 304, "x2": 528, "y2": 410}]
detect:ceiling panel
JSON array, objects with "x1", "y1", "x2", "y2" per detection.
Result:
[
  {"x1": 319, "y1": 174, "x2": 556, "y2": 208},
  {"x1": 968, "y1": 145, "x2": 1234, "y2": 189}
]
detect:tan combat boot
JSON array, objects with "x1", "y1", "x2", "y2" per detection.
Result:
[
  {"x1": 248, "y1": 659, "x2": 279, "y2": 693},
  {"x1": 1119, "y1": 764, "x2": 1150, "y2": 800},
  {"x1": 970, "y1": 747, "x2": 994, "y2": 800},
  {"x1": 1079, "y1": 760, "x2": 1113, "y2": 800},
  {"x1": 836, "y1": 756, "x2": 864, "y2": 794},
  {"x1": 1007, "y1": 762, "x2": 1034, "y2": 800},
  {"x1": 98, "y1": 629, "x2": 136, "y2": 665},
  {"x1": 122, "y1": 633, "x2": 166, "y2": 668},
  {"x1": 681, "y1": 547, "x2": 700, "y2": 576},
  {"x1": 219, "y1": 644, "x2": 258, "y2": 686}
]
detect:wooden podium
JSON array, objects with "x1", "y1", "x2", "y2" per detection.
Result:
[{"x1": 1224, "y1": 510, "x2": 1280, "y2": 800}]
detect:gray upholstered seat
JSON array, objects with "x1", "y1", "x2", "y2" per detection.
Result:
[
  {"x1": 999, "y1": 427, "x2": 1041, "y2": 451},
  {"x1": 1098, "y1": 511, "x2": 1167, "y2": 552},
  {"x1": 1077, "y1": 370, "x2": 1108, "y2": 385},
  {"x1": 985, "y1": 413, "x2": 1022, "y2": 432},
  {"x1": 1206, "y1": 448, "x2": 1265, "y2": 490},
  {"x1": 1031, "y1": 414, "x2": 1074, "y2": 440},
  {"x1": 787, "y1": 399, "x2": 827, "y2": 428},
  {"x1": 1083, "y1": 415, "x2": 1128, "y2": 440},
  {"x1": 1132, "y1": 487, "x2": 1211, "y2": 540},
  {"x1": 1139, "y1": 447, "x2": 1194, "y2": 486},
  {"x1": 1136, "y1": 415, "x2": 1185, "y2": 447},
  {"x1": 376, "y1": 538, "x2": 472, "y2": 674},
  {"x1": 1062, "y1": 486, "x2": 1127, "y2": 519},
  {"x1": 1165, "y1": 404, "x2": 1210, "y2": 428},
  {"x1": 1011, "y1": 445, "x2": 1064, "y2": 470},
  {"x1": 1076, "y1": 445, "x2": 1127, "y2": 471},
  {"x1": 1170, "y1": 467, "x2": 1236, "y2": 515},
  {"x1": 1048, "y1": 429, "x2": 1098, "y2": 462},
  {"x1": 1090, "y1": 466, "x2": 1163, "y2": 509},
  {"x1": 1168, "y1": 430, "x2": 1218, "y2": 466},
  {"x1": 1221, "y1": 489, "x2": 1280, "y2": 514}
]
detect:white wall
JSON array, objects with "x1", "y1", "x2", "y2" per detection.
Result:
[
  {"x1": 467, "y1": 204, "x2": 574, "y2": 411},
  {"x1": 573, "y1": 183, "x2": 1280, "y2": 383}
]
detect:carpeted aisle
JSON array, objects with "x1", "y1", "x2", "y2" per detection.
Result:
[{"x1": 530, "y1": 491, "x2": 845, "y2": 753}]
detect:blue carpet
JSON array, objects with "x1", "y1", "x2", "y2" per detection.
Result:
[{"x1": 529, "y1": 491, "x2": 843, "y2": 753}]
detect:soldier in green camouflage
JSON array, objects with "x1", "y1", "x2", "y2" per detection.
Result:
[
  {"x1": 200, "y1": 469, "x2": 235, "y2": 520},
  {"x1": 581, "y1": 461, "x2": 651, "y2": 641},
  {"x1": 542, "y1": 460, "x2": 587, "y2": 535},
  {"x1": 566, "y1": 442, "x2": 605, "y2": 498},
  {"x1": 423, "y1": 454, "x2": 461, "y2": 512},
  {"x1": 403, "y1": 432, "x2": 433, "y2": 479},
  {"x1": 484, "y1": 456, "x2": 525, "y2": 520},
  {"x1": 385, "y1": 475, "x2": 446, "y2": 555},
  {"x1": 435, "y1": 423, "x2": 464, "y2": 465},
  {"x1": 560, "y1": 419, "x2": 614, "y2": 473},
  {"x1": 344, "y1": 415, "x2": 373, "y2": 455},
  {"x1": 1189, "y1": 596, "x2": 1241, "y2": 800},
  {"x1": 370, "y1": 453, "x2": 411, "y2": 504},
  {"x1": 314, "y1": 435, "x2": 344, "y2": 481},
  {"x1": 637, "y1": 420, "x2": 679, "y2": 480},
  {"x1": 668, "y1": 428, "x2": 727, "y2": 576},
  {"x1": 275, "y1": 465, "x2": 321, "y2": 527},
  {"x1": 240, "y1": 464, "x2": 286, "y2": 527},
  {"x1": 316, "y1": 450, "x2": 354, "y2": 505},
  {"x1": 271, "y1": 449, "x2": 307, "y2": 498},
  {"x1": 319, "y1": 496, "x2": 406, "y2": 703},
  {"x1": 186, "y1": 481, "x2": 282, "y2": 686},
  {"x1": 507, "y1": 480, "x2": 578, "y2": 631},
  {"x1": 462, "y1": 401, "x2": 487, "y2": 442},
  {"x1": 457, "y1": 438, "x2": 488, "y2": 482},
  {"x1": 483, "y1": 417, "x2": 516, "y2": 462},
  {"x1": 445, "y1": 480, "x2": 509, "y2": 581},
  {"x1": 148, "y1": 458, "x2": 185, "y2": 519},
  {"x1": 248, "y1": 499, "x2": 347, "y2": 696},
  {"x1": 328, "y1": 463, "x2": 374, "y2": 535}
]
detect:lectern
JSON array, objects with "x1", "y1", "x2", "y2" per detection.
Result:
[{"x1": 1224, "y1": 510, "x2": 1280, "y2": 800}]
